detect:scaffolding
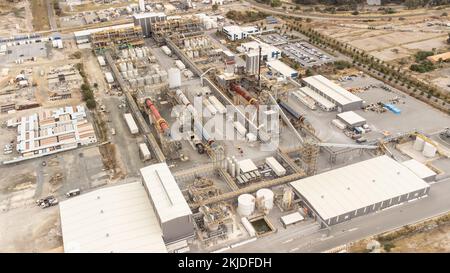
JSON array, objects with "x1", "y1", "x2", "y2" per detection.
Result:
[
  {"x1": 151, "y1": 17, "x2": 203, "y2": 44},
  {"x1": 91, "y1": 26, "x2": 144, "y2": 50}
]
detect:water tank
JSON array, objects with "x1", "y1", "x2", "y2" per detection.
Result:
[
  {"x1": 237, "y1": 194, "x2": 255, "y2": 217},
  {"x1": 231, "y1": 163, "x2": 236, "y2": 177},
  {"x1": 413, "y1": 137, "x2": 425, "y2": 151},
  {"x1": 167, "y1": 68, "x2": 181, "y2": 88},
  {"x1": 423, "y1": 142, "x2": 437, "y2": 158},
  {"x1": 119, "y1": 62, "x2": 127, "y2": 72},
  {"x1": 122, "y1": 50, "x2": 129, "y2": 59},
  {"x1": 159, "y1": 70, "x2": 168, "y2": 81},
  {"x1": 256, "y1": 188, "x2": 274, "y2": 211}
]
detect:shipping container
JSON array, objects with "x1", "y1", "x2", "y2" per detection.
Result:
[
  {"x1": 265, "y1": 156, "x2": 286, "y2": 177},
  {"x1": 123, "y1": 113, "x2": 139, "y2": 135},
  {"x1": 139, "y1": 143, "x2": 151, "y2": 161}
]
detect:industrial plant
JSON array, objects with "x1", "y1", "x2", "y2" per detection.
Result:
[{"x1": 1, "y1": 0, "x2": 450, "y2": 255}]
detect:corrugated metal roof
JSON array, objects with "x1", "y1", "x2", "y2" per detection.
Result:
[
  {"x1": 59, "y1": 182, "x2": 167, "y2": 253},
  {"x1": 303, "y1": 75, "x2": 362, "y2": 106},
  {"x1": 300, "y1": 86, "x2": 336, "y2": 110},
  {"x1": 140, "y1": 163, "x2": 192, "y2": 224},
  {"x1": 238, "y1": 158, "x2": 258, "y2": 173},
  {"x1": 266, "y1": 60, "x2": 297, "y2": 78},
  {"x1": 290, "y1": 156, "x2": 430, "y2": 221},
  {"x1": 337, "y1": 111, "x2": 366, "y2": 126}
]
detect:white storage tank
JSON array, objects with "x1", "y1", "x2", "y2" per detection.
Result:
[
  {"x1": 119, "y1": 62, "x2": 127, "y2": 72},
  {"x1": 423, "y1": 142, "x2": 437, "y2": 158},
  {"x1": 237, "y1": 194, "x2": 255, "y2": 217},
  {"x1": 121, "y1": 71, "x2": 128, "y2": 79},
  {"x1": 256, "y1": 188, "x2": 274, "y2": 211},
  {"x1": 137, "y1": 77, "x2": 145, "y2": 87},
  {"x1": 127, "y1": 62, "x2": 133, "y2": 71},
  {"x1": 168, "y1": 68, "x2": 181, "y2": 88},
  {"x1": 414, "y1": 137, "x2": 425, "y2": 151},
  {"x1": 127, "y1": 70, "x2": 134, "y2": 79},
  {"x1": 145, "y1": 76, "x2": 153, "y2": 85}
]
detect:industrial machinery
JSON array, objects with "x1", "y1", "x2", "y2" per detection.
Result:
[
  {"x1": 145, "y1": 98, "x2": 170, "y2": 136},
  {"x1": 230, "y1": 83, "x2": 258, "y2": 106}
]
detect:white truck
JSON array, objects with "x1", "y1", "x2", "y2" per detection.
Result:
[
  {"x1": 139, "y1": 143, "x2": 151, "y2": 161},
  {"x1": 161, "y1": 46, "x2": 172, "y2": 56}
]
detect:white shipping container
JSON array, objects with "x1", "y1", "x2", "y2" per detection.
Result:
[
  {"x1": 265, "y1": 156, "x2": 286, "y2": 176},
  {"x1": 208, "y1": 96, "x2": 226, "y2": 114},
  {"x1": 175, "y1": 60, "x2": 186, "y2": 70},
  {"x1": 233, "y1": 121, "x2": 247, "y2": 137},
  {"x1": 161, "y1": 46, "x2": 172, "y2": 56},
  {"x1": 123, "y1": 113, "x2": 139, "y2": 135},
  {"x1": 104, "y1": 72, "x2": 114, "y2": 83},
  {"x1": 139, "y1": 143, "x2": 151, "y2": 161},
  {"x1": 97, "y1": 56, "x2": 106, "y2": 66}
]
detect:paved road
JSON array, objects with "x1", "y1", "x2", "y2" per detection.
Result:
[
  {"x1": 227, "y1": 177, "x2": 450, "y2": 252},
  {"x1": 46, "y1": 0, "x2": 58, "y2": 31}
]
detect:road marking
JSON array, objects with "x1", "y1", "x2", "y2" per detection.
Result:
[
  {"x1": 289, "y1": 247, "x2": 299, "y2": 252},
  {"x1": 283, "y1": 238, "x2": 294, "y2": 244},
  {"x1": 348, "y1": 228, "x2": 358, "y2": 232},
  {"x1": 321, "y1": 235, "x2": 334, "y2": 241}
]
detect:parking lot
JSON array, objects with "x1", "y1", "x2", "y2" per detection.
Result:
[
  {"x1": 259, "y1": 33, "x2": 288, "y2": 45},
  {"x1": 280, "y1": 42, "x2": 333, "y2": 67}
]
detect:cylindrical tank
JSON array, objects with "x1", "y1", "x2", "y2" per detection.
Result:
[
  {"x1": 121, "y1": 71, "x2": 128, "y2": 79},
  {"x1": 256, "y1": 188, "x2": 274, "y2": 211},
  {"x1": 235, "y1": 161, "x2": 240, "y2": 176},
  {"x1": 413, "y1": 137, "x2": 425, "y2": 151},
  {"x1": 127, "y1": 62, "x2": 133, "y2": 71},
  {"x1": 423, "y1": 142, "x2": 437, "y2": 158},
  {"x1": 137, "y1": 77, "x2": 145, "y2": 87},
  {"x1": 122, "y1": 50, "x2": 129, "y2": 59},
  {"x1": 168, "y1": 68, "x2": 181, "y2": 89},
  {"x1": 228, "y1": 158, "x2": 233, "y2": 175},
  {"x1": 119, "y1": 62, "x2": 127, "y2": 72},
  {"x1": 238, "y1": 194, "x2": 255, "y2": 217},
  {"x1": 231, "y1": 163, "x2": 236, "y2": 177}
]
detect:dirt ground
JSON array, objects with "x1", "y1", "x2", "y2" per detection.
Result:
[
  {"x1": 349, "y1": 213, "x2": 450, "y2": 253},
  {"x1": 0, "y1": 0, "x2": 33, "y2": 36},
  {"x1": 30, "y1": 0, "x2": 49, "y2": 31}
]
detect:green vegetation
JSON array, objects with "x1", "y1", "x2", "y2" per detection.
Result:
[
  {"x1": 225, "y1": 10, "x2": 268, "y2": 23},
  {"x1": 414, "y1": 51, "x2": 434, "y2": 62},
  {"x1": 212, "y1": 4, "x2": 218, "y2": 11},
  {"x1": 333, "y1": 60, "x2": 352, "y2": 70},
  {"x1": 351, "y1": 10, "x2": 359, "y2": 16},
  {"x1": 410, "y1": 61, "x2": 435, "y2": 73},
  {"x1": 77, "y1": 63, "x2": 96, "y2": 109}
]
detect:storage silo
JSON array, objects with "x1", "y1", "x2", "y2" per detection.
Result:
[
  {"x1": 423, "y1": 142, "x2": 437, "y2": 158},
  {"x1": 119, "y1": 62, "x2": 127, "y2": 72},
  {"x1": 256, "y1": 188, "x2": 274, "y2": 211},
  {"x1": 237, "y1": 194, "x2": 255, "y2": 217},
  {"x1": 127, "y1": 62, "x2": 133, "y2": 71},
  {"x1": 413, "y1": 137, "x2": 425, "y2": 151}
]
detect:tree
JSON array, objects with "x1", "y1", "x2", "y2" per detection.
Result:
[
  {"x1": 86, "y1": 99, "x2": 96, "y2": 109},
  {"x1": 212, "y1": 4, "x2": 218, "y2": 11}
]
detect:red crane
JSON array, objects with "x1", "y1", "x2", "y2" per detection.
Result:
[
  {"x1": 145, "y1": 98, "x2": 169, "y2": 135},
  {"x1": 230, "y1": 83, "x2": 258, "y2": 105}
]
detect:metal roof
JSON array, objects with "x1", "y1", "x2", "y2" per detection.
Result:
[
  {"x1": 238, "y1": 158, "x2": 258, "y2": 173},
  {"x1": 402, "y1": 159, "x2": 436, "y2": 180},
  {"x1": 132, "y1": 12, "x2": 166, "y2": 20},
  {"x1": 59, "y1": 182, "x2": 167, "y2": 253},
  {"x1": 140, "y1": 163, "x2": 192, "y2": 224},
  {"x1": 266, "y1": 60, "x2": 297, "y2": 78},
  {"x1": 290, "y1": 156, "x2": 430, "y2": 221},
  {"x1": 337, "y1": 111, "x2": 366, "y2": 126},
  {"x1": 303, "y1": 75, "x2": 362, "y2": 106},
  {"x1": 300, "y1": 86, "x2": 336, "y2": 110},
  {"x1": 73, "y1": 23, "x2": 135, "y2": 38}
]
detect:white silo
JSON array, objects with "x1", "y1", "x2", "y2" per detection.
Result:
[
  {"x1": 231, "y1": 163, "x2": 236, "y2": 177},
  {"x1": 122, "y1": 50, "x2": 129, "y2": 59},
  {"x1": 119, "y1": 62, "x2": 127, "y2": 72},
  {"x1": 413, "y1": 137, "x2": 425, "y2": 151},
  {"x1": 237, "y1": 194, "x2": 255, "y2": 217},
  {"x1": 159, "y1": 70, "x2": 168, "y2": 81},
  {"x1": 168, "y1": 68, "x2": 181, "y2": 88},
  {"x1": 127, "y1": 70, "x2": 134, "y2": 78},
  {"x1": 256, "y1": 188, "x2": 274, "y2": 211},
  {"x1": 422, "y1": 142, "x2": 437, "y2": 158},
  {"x1": 145, "y1": 75, "x2": 153, "y2": 85},
  {"x1": 127, "y1": 62, "x2": 133, "y2": 71}
]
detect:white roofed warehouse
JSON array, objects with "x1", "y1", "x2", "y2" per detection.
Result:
[
  {"x1": 302, "y1": 75, "x2": 363, "y2": 112},
  {"x1": 140, "y1": 163, "x2": 195, "y2": 245},
  {"x1": 290, "y1": 156, "x2": 430, "y2": 227}
]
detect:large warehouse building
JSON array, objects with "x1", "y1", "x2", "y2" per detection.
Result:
[
  {"x1": 140, "y1": 163, "x2": 195, "y2": 247},
  {"x1": 290, "y1": 156, "x2": 430, "y2": 227},
  {"x1": 302, "y1": 75, "x2": 363, "y2": 112},
  {"x1": 59, "y1": 182, "x2": 167, "y2": 253}
]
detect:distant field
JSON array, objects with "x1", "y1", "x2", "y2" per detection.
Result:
[{"x1": 31, "y1": 0, "x2": 49, "y2": 31}]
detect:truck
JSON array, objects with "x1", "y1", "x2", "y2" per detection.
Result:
[
  {"x1": 139, "y1": 143, "x2": 151, "y2": 161},
  {"x1": 123, "y1": 113, "x2": 139, "y2": 135}
]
